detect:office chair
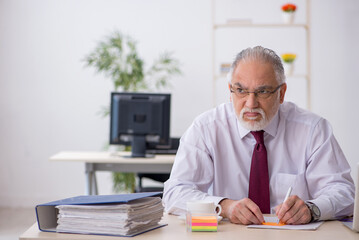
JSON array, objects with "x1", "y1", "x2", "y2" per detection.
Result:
[{"x1": 136, "y1": 138, "x2": 179, "y2": 192}]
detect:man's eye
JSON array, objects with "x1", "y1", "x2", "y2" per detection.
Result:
[
  {"x1": 257, "y1": 89, "x2": 269, "y2": 94},
  {"x1": 236, "y1": 88, "x2": 245, "y2": 93}
]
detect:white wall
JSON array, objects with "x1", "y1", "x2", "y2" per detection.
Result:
[
  {"x1": 0, "y1": 0, "x2": 358, "y2": 207},
  {"x1": 311, "y1": 0, "x2": 359, "y2": 184}
]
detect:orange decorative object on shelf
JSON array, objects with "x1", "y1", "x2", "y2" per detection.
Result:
[{"x1": 281, "y1": 3, "x2": 297, "y2": 12}]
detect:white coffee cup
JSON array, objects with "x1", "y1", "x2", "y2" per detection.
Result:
[{"x1": 186, "y1": 200, "x2": 222, "y2": 216}]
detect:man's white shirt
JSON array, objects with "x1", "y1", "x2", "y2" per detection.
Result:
[{"x1": 163, "y1": 101, "x2": 355, "y2": 220}]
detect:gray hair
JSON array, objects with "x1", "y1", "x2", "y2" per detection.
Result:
[{"x1": 227, "y1": 46, "x2": 285, "y2": 84}]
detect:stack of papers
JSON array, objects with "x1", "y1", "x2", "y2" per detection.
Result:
[
  {"x1": 56, "y1": 197, "x2": 164, "y2": 236},
  {"x1": 189, "y1": 216, "x2": 218, "y2": 232}
]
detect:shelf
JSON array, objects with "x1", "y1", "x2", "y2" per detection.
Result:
[
  {"x1": 212, "y1": 0, "x2": 311, "y2": 109},
  {"x1": 285, "y1": 74, "x2": 309, "y2": 79},
  {"x1": 212, "y1": 0, "x2": 311, "y2": 110},
  {"x1": 214, "y1": 23, "x2": 308, "y2": 29},
  {"x1": 215, "y1": 74, "x2": 309, "y2": 81}
]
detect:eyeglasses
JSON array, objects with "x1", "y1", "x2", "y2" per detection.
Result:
[{"x1": 230, "y1": 83, "x2": 284, "y2": 99}]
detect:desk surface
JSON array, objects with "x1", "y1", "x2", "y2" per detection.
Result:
[
  {"x1": 50, "y1": 151, "x2": 175, "y2": 164},
  {"x1": 50, "y1": 151, "x2": 175, "y2": 194},
  {"x1": 20, "y1": 214, "x2": 358, "y2": 240}
]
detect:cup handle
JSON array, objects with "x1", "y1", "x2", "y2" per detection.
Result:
[{"x1": 215, "y1": 204, "x2": 222, "y2": 216}]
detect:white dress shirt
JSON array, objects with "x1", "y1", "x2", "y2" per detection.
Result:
[{"x1": 163, "y1": 101, "x2": 355, "y2": 220}]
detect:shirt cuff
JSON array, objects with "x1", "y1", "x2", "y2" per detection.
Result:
[
  {"x1": 309, "y1": 198, "x2": 333, "y2": 220},
  {"x1": 203, "y1": 196, "x2": 227, "y2": 207}
]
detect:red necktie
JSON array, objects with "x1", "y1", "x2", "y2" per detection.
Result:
[{"x1": 248, "y1": 130, "x2": 270, "y2": 214}]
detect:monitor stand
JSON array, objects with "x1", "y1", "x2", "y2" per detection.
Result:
[{"x1": 129, "y1": 135, "x2": 154, "y2": 158}]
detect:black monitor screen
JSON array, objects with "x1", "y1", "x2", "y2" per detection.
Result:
[{"x1": 109, "y1": 92, "x2": 171, "y2": 157}]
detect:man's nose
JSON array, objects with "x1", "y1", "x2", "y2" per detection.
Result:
[{"x1": 245, "y1": 93, "x2": 259, "y2": 109}]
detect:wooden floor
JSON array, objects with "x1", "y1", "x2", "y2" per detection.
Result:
[{"x1": 0, "y1": 207, "x2": 35, "y2": 240}]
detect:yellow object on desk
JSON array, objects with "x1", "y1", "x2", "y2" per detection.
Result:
[{"x1": 187, "y1": 214, "x2": 218, "y2": 232}]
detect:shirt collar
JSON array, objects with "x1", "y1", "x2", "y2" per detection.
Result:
[{"x1": 236, "y1": 108, "x2": 280, "y2": 139}]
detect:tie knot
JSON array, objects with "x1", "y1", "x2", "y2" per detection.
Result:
[{"x1": 251, "y1": 130, "x2": 264, "y2": 144}]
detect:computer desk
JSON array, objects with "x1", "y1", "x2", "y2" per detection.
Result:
[
  {"x1": 50, "y1": 151, "x2": 175, "y2": 195},
  {"x1": 19, "y1": 214, "x2": 358, "y2": 240}
]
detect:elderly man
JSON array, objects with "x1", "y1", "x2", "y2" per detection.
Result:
[{"x1": 163, "y1": 46, "x2": 355, "y2": 225}]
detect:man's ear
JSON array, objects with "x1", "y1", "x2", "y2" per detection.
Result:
[
  {"x1": 279, "y1": 83, "x2": 287, "y2": 104},
  {"x1": 228, "y1": 83, "x2": 232, "y2": 102}
]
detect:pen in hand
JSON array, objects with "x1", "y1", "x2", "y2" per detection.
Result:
[
  {"x1": 278, "y1": 187, "x2": 292, "y2": 223},
  {"x1": 283, "y1": 186, "x2": 293, "y2": 204}
]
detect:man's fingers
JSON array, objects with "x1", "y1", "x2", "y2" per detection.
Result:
[
  {"x1": 238, "y1": 201, "x2": 263, "y2": 224},
  {"x1": 228, "y1": 214, "x2": 242, "y2": 224},
  {"x1": 220, "y1": 198, "x2": 264, "y2": 225},
  {"x1": 285, "y1": 201, "x2": 311, "y2": 224},
  {"x1": 278, "y1": 195, "x2": 311, "y2": 224},
  {"x1": 274, "y1": 204, "x2": 282, "y2": 215},
  {"x1": 245, "y1": 200, "x2": 265, "y2": 224},
  {"x1": 277, "y1": 195, "x2": 296, "y2": 219}
]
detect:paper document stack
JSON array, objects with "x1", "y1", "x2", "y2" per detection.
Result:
[{"x1": 55, "y1": 197, "x2": 164, "y2": 236}]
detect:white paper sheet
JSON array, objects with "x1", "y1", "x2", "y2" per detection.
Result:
[{"x1": 247, "y1": 216, "x2": 323, "y2": 230}]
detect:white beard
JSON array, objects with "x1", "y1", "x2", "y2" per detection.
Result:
[{"x1": 238, "y1": 107, "x2": 268, "y2": 131}]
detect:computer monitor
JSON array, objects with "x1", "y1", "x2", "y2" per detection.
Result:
[{"x1": 109, "y1": 92, "x2": 171, "y2": 158}]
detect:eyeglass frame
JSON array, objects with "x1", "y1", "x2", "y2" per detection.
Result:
[{"x1": 229, "y1": 83, "x2": 285, "y2": 99}]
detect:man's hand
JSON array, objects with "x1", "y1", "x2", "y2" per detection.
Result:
[
  {"x1": 219, "y1": 198, "x2": 264, "y2": 225},
  {"x1": 275, "y1": 195, "x2": 311, "y2": 224}
]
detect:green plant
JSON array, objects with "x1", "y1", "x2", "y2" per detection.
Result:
[
  {"x1": 85, "y1": 31, "x2": 181, "y2": 92},
  {"x1": 84, "y1": 30, "x2": 181, "y2": 193}
]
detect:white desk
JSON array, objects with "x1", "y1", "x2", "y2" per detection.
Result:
[
  {"x1": 20, "y1": 214, "x2": 359, "y2": 240},
  {"x1": 50, "y1": 151, "x2": 175, "y2": 195}
]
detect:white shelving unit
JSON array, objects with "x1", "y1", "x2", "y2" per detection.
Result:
[{"x1": 211, "y1": 0, "x2": 311, "y2": 109}]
